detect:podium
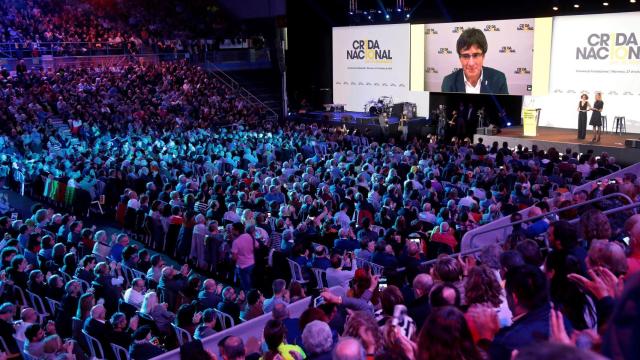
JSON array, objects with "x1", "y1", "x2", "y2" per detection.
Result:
[{"x1": 522, "y1": 108, "x2": 541, "y2": 136}]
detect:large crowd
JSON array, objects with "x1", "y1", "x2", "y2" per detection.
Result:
[
  {"x1": 0, "y1": 33, "x2": 639, "y2": 360},
  {"x1": 0, "y1": 0, "x2": 259, "y2": 58}
]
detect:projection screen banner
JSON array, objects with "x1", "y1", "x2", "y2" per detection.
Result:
[
  {"x1": 332, "y1": 24, "x2": 411, "y2": 112},
  {"x1": 423, "y1": 18, "x2": 535, "y2": 95},
  {"x1": 549, "y1": 12, "x2": 640, "y2": 95}
]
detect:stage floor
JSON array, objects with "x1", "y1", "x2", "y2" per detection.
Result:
[
  {"x1": 474, "y1": 126, "x2": 640, "y2": 166},
  {"x1": 499, "y1": 126, "x2": 639, "y2": 149}
]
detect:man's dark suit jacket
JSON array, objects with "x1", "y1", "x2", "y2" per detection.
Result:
[
  {"x1": 129, "y1": 342, "x2": 165, "y2": 360},
  {"x1": 440, "y1": 66, "x2": 509, "y2": 94}
]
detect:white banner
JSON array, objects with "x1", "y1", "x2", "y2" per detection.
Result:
[
  {"x1": 423, "y1": 19, "x2": 535, "y2": 95},
  {"x1": 332, "y1": 24, "x2": 410, "y2": 112},
  {"x1": 549, "y1": 12, "x2": 640, "y2": 96}
]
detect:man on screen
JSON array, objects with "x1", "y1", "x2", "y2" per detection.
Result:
[{"x1": 441, "y1": 28, "x2": 509, "y2": 95}]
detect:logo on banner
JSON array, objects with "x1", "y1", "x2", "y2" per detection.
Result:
[
  {"x1": 517, "y1": 24, "x2": 534, "y2": 31},
  {"x1": 576, "y1": 33, "x2": 640, "y2": 60},
  {"x1": 623, "y1": 91, "x2": 634, "y2": 95},
  {"x1": 515, "y1": 67, "x2": 531, "y2": 74},
  {"x1": 425, "y1": 67, "x2": 439, "y2": 74},
  {"x1": 499, "y1": 46, "x2": 516, "y2": 54},
  {"x1": 452, "y1": 26, "x2": 464, "y2": 33},
  {"x1": 438, "y1": 48, "x2": 453, "y2": 54},
  {"x1": 346, "y1": 40, "x2": 393, "y2": 63},
  {"x1": 425, "y1": 28, "x2": 439, "y2": 35},
  {"x1": 608, "y1": 90, "x2": 619, "y2": 95},
  {"x1": 484, "y1": 24, "x2": 501, "y2": 32}
]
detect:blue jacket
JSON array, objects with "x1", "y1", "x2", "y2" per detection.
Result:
[{"x1": 489, "y1": 304, "x2": 572, "y2": 360}]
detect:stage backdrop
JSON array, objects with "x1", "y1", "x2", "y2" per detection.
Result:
[
  {"x1": 332, "y1": 24, "x2": 411, "y2": 112},
  {"x1": 422, "y1": 19, "x2": 535, "y2": 95},
  {"x1": 549, "y1": 12, "x2": 640, "y2": 95},
  {"x1": 530, "y1": 12, "x2": 640, "y2": 134}
]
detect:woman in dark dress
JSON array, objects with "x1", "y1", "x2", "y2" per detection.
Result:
[
  {"x1": 590, "y1": 92, "x2": 604, "y2": 142},
  {"x1": 577, "y1": 94, "x2": 589, "y2": 140}
]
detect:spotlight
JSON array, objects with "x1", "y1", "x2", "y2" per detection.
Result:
[
  {"x1": 396, "y1": 8, "x2": 401, "y2": 12},
  {"x1": 507, "y1": 122, "x2": 512, "y2": 126},
  {"x1": 632, "y1": 0, "x2": 637, "y2": 3},
  {"x1": 377, "y1": 10, "x2": 382, "y2": 14},
  {"x1": 552, "y1": 6, "x2": 559, "y2": 10},
  {"x1": 603, "y1": 1, "x2": 608, "y2": 5},
  {"x1": 368, "y1": 15, "x2": 372, "y2": 20},
  {"x1": 574, "y1": 4, "x2": 580, "y2": 8},
  {"x1": 364, "y1": 11, "x2": 368, "y2": 14},
  {"x1": 385, "y1": 14, "x2": 390, "y2": 19},
  {"x1": 405, "y1": 14, "x2": 410, "y2": 18},
  {"x1": 348, "y1": 11, "x2": 353, "y2": 15}
]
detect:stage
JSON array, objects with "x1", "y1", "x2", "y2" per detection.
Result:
[
  {"x1": 474, "y1": 126, "x2": 640, "y2": 166},
  {"x1": 291, "y1": 110, "x2": 430, "y2": 138}
]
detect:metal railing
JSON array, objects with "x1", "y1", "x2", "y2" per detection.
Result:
[
  {"x1": 464, "y1": 192, "x2": 634, "y2": 250},
  {"x1": 204, "y1": 61, "x2": 279, "y2": 122},
  {"x1": 206, "y1": 48, "x2": 270, "y2": 63},
  {"x1": 422, "y1": 200, "x2": 640, "y2": 267}
]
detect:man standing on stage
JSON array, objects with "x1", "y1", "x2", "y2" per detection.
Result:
[{"x1": 441, "y1": 28, "x2": 509, "y2": 95}]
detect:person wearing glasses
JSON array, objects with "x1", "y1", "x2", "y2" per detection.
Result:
[{"x1": 441, "y1": 28, "x2": 508, "y2": 94}]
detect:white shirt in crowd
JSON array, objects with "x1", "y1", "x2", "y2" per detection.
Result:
[{"x1": 124, "y1": 288, "x2": 144, "y2": 309}]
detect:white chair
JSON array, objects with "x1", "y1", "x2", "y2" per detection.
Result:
[
  {"x1": 111, "y1": 343, "x2": 130, "y2": 360},
  {"x1": 311, "y1": 268, "x2": 327, "y2": 290},
  {"x1": 82, "y1": 329, "x2": 106, "y2": 359},
  {"x1": 87, "y1": 195, "x2": 105, "y2": 217},
  {"x1": 171, "y1": 323, "x2": 193, "y2": 346},
  {"x1": 214, "y1": 309, "x2": 235, "y2": 330},
  {"x1": 286, "y1": 258, "x2": 309, "y2": 285},
  {"x1": 369, "y1": 262, "x2": 384, "y2": 276},
  {"x1": 12, "y1": 285, "x2": 29, "y2": 308},
  {"x1": 130, "y1": 267, "x2": 147, "y2": 280},
  {"x1": 60, "y1": 271, "x2": 72, "y2": 283},
  {"x1": 26, "y1": 290, "x2": 49, "y2": 320},
  {"x1": 46, "y1": 297, "x2": 62, "y2": 315},
  {"x1": 73, "y1": 277, "x2": 91, "y2": 293},
  {"x1": 120, "y1": 264, "x2": 135, "y2": 286},
  {"x1": 355, "y1": 258, "x2": 384, "y2": 276}
]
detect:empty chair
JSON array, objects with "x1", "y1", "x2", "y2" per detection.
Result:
[
  {"x1": 82, "y1": 329, "x2": 106, "y2": 359},
  {"x1": 311, "y1": 268, "x2": 327, "y2": 290},
  {"x1": 171, "y1": 323, "x2": 193, "y2": 346},
  {"x1": 214, "y1": 309, "x2": 235, "y2": 330},
  {"x1": 73, "y1": 277, "x2": 91, "y2": 293},
  {"x1": 12, "y1": 285, "x2": 29, "y2": 308},
  {"x1": 26, "y1": 290, "x2": 49, "y2": 320},
  {"x1": 286, "y1": 258, "x2": 309, "y2": 286},
  {"x1": 110, "y1": 343, "x2": 130, "y2": 360},
  {"x1": 46, "y1": 297, "x2": 62, "y2": 315}
]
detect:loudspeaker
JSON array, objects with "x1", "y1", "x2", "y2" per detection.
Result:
[
  {"x1": 625, "y1": 139, "x2": 640, "y2": 148},
  {"x1": 340, "y1": 114, "x2": 353, "y2": 123},
  {"x1": 391, "y1": 102, "x2": 417, "y2": 119},
  {"x1": 476, "y1": 127, "x2": 497, "y2": 135}
]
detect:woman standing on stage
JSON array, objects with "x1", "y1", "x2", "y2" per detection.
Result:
[
  {"x1": 589, "y1": 92, "x2": 604, "y2": 142},
  {"x1": 577, "y1": 93, "x2": 589, "y2": 140}
]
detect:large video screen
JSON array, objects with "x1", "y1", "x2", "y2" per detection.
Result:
[
  {"x1": 422, "y1": 19, "x2": 535, "y2": 96},
  {"x1": 549, "y1": 12, "x2": 640, "y2": 95},
  {"x1": 332, "y1": 24, "x2": 410, "y2": 112}
]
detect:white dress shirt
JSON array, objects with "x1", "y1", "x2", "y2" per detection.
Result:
[
  {"x1": 464, "y1": 71, "x2": 483, "y2": 94},
  {"x1": 124, "y1": 288, "x2": 144, "y2": 308}
]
